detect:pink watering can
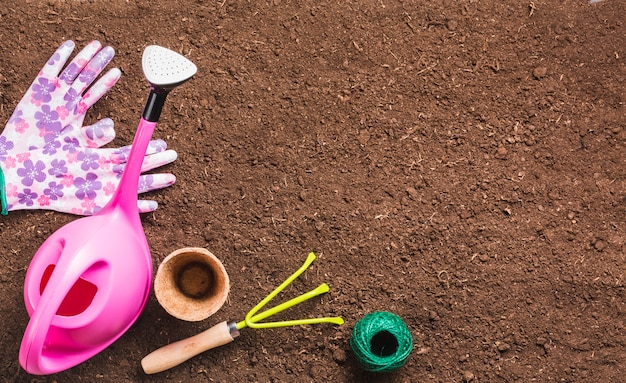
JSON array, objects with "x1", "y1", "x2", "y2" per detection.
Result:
[{"x1": 19, "y1": 45, "x2": 197, "y2": 375}]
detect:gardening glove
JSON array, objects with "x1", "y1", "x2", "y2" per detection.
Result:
[
  {"x1": 0, "y1": 123, "x2": 176, "y2": 215},
  {"x1": 0, "y1": 40, "x2": 178, "y2": 214},
  {"x1": 2, "y1": 40, "x2": 119, "y2": 151}
]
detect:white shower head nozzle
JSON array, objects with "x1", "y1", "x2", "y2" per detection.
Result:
[{"x1": 142, "y1": 45, "x2": 197, "y2": 91}]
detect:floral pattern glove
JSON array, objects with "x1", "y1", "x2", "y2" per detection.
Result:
[
  {"x1": 2, "y1": 40, "x2": 120, "y2": 151},
  {"x1": 0, "y1": 117, "x2": 177, "y2": 215},
  {"x1": 0, "y1": 40, "x2": 177, "y2": 215}
]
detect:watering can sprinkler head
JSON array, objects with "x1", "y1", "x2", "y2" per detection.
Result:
[{"x1": 141, "y1": 45, "x2": 197, "y2": 122}]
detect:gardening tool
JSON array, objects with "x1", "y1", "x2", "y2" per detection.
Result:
[
  {"x1": 141, "y1": 252, "x2": 344, "y2": 374},
  {"x1": 19, "y1": 45, "x2": 197, "y2": 375}
]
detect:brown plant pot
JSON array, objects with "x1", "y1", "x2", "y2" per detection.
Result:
[{"x1": 154, "y1": 247, "x2": 229, "y2": 321}]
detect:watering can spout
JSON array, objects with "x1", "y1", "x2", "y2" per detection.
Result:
[{"x1": 103, "y1": 119, "x2": 157, "y2": 214}]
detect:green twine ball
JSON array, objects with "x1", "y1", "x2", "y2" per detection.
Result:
[{"x1": 349, "y1": 311, "x2": 413, "y2": 372}]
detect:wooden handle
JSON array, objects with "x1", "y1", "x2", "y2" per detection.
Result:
[{"x1": 141, "y1": 320, "x2": 239, "y2": 374}]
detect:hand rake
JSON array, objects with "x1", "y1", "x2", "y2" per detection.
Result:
[{"x1": 141, "y1": 252, "x2": 343, "y2": 374}]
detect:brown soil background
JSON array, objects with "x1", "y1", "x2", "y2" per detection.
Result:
[{"x1": 0, "y1": 0, "x2": 624, "y2": 382}]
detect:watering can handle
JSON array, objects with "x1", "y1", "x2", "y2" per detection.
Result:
[
  {"x1": 141, "y1": 320, "x2": 239, "y2": 374},
  {"x1": 20, "y1": 243, "x2": 100, "y2": 375}
]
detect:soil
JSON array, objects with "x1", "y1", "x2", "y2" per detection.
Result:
[{"x1": 0, "y1": 0, "x2": 624, "y2": 382}]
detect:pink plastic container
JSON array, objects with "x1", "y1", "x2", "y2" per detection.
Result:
[{"x1": 20, "y1": 118, "x2": 156, "y2": 374}]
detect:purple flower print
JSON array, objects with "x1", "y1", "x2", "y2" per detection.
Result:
[
  {"x1": 60, "y1": 62, "x2": 80, "y2": 84},
  {"x1": 34, "y1": 105, "x2": 62, "y2": 133},
  {"x1": 31, "y1": 78, "x2": 56, "y2": 103},
  {"x1": 62, "y1": 136, "x2": 81, "y2": 153},
  {"x1": 112, "y1": 164, "x2": 125, "y2": 179},
  {"x1": 47, "y1": 51, "x2": 61, "y2": 66},
  {"x1": 85, "y1": 120, "x2": 106, "y2": 141},
  {"x1": 43, "y1": 139, "x2": 62, "y2": 156},
  {"x1": 78, "y1": 68, "x2": 97, "y2": 84},
  {"x1": 91, "y1": 47, "x2": 113, "y2": 71},
  {"x1": 77, "y1": 150, "x2": 100, "y2": 171},
  {"x1": 44, "y1": 181, "x2": 64, "y2": 201},
  {"x1": 0, "y1": 136, "x2": 15, "y2": 158},
  {"x1": 8, "y1": 109, "x2": 24, "y2": 125},
  {"x1": 47, "y1": 42, "x2": 71, "y2": 66},
  {"x1": 74, "y1": 172, "x2": 102, "y2": 200},
  {"x1": 42, "y1": 131, "x2": 63, "y2": 147},
  {"x1": 118, "y1": 146, "x2": 131, "y2": 160},
  {"x1": 18, "y1": 188, "x2": 38, "y2": 207},
  {"x1": 7, "y1": 108, "x2": 30, "y2": 135},
  {"x1": 150, "y1": 139, "x2": 167, "y2": 152},
  {"x1": 138, "y1": 174, "x2": 154, "y2": 192},
  {"x1": 63, "y1": 87, "x2": 81, "y2": 111},
  {"x1": 48, "y1": 159, "x2": 68, "y2": 177},
  {"x1": 17, "y1": 160, "x2": 46, "y2": 186}
]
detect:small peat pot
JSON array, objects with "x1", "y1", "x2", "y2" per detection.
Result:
[{"x1": 154, "y1": 247, "x2": 229, "y2": 322}]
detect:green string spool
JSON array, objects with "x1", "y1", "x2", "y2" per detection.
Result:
[{"x1": 349, "y1": 311, "x2": 413, "y2": 372}]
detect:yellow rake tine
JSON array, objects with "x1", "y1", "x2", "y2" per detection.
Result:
[
  {"x1": 236, "y1": 253, "x2": 343, "y2": 330},
  {"x1": 246, "y1": 284, "x2": 336, "y2": 328}
]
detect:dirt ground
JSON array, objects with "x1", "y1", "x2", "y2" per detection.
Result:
[{"x1": 0, "y1": 0, "x2": 624, "y2": 382}]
